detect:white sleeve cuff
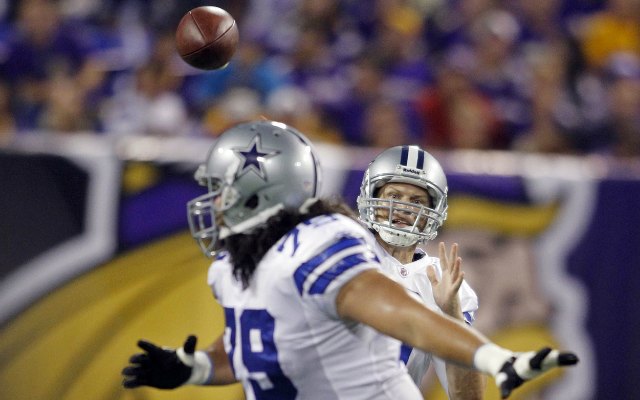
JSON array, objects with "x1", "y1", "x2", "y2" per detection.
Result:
[
  {"x1": 473, "y1": 343, "x2": 513, "y2": 376},
  {"x1": 176, "y1": 348, "x2": 213, "y2": 385}
]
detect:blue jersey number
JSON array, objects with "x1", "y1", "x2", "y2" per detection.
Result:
[{"x1": 225, "y1": 308, "x2": 297, "y2": 399}]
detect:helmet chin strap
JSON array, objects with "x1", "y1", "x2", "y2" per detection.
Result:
[{"x1": 374, "y1": 225, "x2": 420, "y2": 247}]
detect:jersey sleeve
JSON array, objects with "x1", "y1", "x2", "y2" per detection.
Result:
[
  {"x1": 431, "y1": 356, "x2": 450, "y2": 396},
  {"x1": 458, "y1": 280, "x2": 479, "y2": 325},
  {"x1": 292, "y1": 233, "x2": 380, "y2": 318},
  {"x1": 405, "y1": 348, "x2": 434, "y2": 388}
]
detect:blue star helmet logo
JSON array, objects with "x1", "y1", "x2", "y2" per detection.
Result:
[{"x1": 232, "y1": 134, "x2": 280, "y2": 180}]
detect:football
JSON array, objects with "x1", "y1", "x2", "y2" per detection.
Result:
[{"x1": 175, "y1": 6, "x2": 239, "y2": 70}]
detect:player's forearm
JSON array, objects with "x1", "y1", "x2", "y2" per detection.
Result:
[
  {"x1": 446, "y1": 363, "x2": 486, "y2": 400},
  {"x1": 338, "y1": 270, "x2": 488, "y2": 368},
  {"x1": 443, "y1": 307, "x2": 486, "y2": 399},
  {"x1": 202, "y1": 336, "x2": 237, "y2": 385},
  {"x1": 443, "y1": 303, "x2": 486, "y2": 399}
]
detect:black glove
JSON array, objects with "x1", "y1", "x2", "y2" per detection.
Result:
[
  {"x1": 497, "y1": 347, "x2": 579, "y2": 399},
  {"x1": 122, "y1": 335, "x2": 197, "y2": 389}
]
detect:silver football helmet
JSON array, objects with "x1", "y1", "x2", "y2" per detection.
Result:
[
  {"x1": 187, "y1": 120, "x2": 321, "y2": 257},
  {"x1": 357, "y1": 145, "x2": 448, "y2": 247}
]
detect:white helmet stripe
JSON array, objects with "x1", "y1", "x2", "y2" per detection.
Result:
[
  {"x1": 407, "y1": 146, "x2": 419, "y2": 169},
  {"x1": 400, "y1": 146, "x2": 426, "y2": 170}
]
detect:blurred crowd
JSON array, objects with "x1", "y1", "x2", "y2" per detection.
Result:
[{"x1": 1, "y1": 0, "x2": 640, "y2": 157}]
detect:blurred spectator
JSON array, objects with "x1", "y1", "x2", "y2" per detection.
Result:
[
  {"x1": 0, "y1": 79, "x2": 15, "y2": 144},
  {"x1": 265, "y1": 85, "x2": 343, "y2": 144},
  {"x1": 0, "y1": 0, "x2": 8, "y2": 22},
  {"x1": 98, "y1": 0, "x2": 240, "y2": 33},
  {"x1": 242, "y1": 0, "x2": 301, "y2": 55},
  {"x1": 369, "y1": 0, "x2": 433, "y2": 136},
  {"x1": 577, "y1": 0, "x2": 640, "y2": 71},
  {"x1": 98, "y1": 27, "x2": 200, "y2": 137},
  {"x1": 291, "y1": 0, "x2": 364, "y2": 65},
  {"x1": 1, "y1": 0, "x2": 107, "y2": 132},
  {"x1": 602, "y1": 52, "x2": 640, "y2": 157},
  {"x1": 466, "y1": 8, "x2": 531, "y2": 145},
  {"x1": 39, "y1": 65, "x2": 101, "y2": 132},
  {"x1": 423, "y1": 0, "x2": 498, "y2": 56},
  {"x1": 289, "y1": 2, "x2": 431, "y2": 145},
  {"x1": 99, "y1": 60, "x2": 192, "y2": 136},
  {"x1": 325, "y1": 54, "x2": 385, "y2": 145},
  {"x1": 508, "y1": 0, "x2": 566, "y2": 44},
  {"x1": 186, "y1": 40, "x2": 290, "y2": 113},
  {"x1": 415, "y1": 46, "x2": 503, "y2": 150},
  {"x1": 362, "y1": 98, "x2": 411, "y2": 148},
  {"x1": 285, "y1": 24, "x2": 348, "y2": 107},
  {"x1": 513, "y1": 43, "x2": 578, "y2": 154},
  {"x1": 202, "y1": 87, "x2": 263, "y2": 136},
  {"x1": 514, "y1": 41, "x2": 611, "y2": 154}
]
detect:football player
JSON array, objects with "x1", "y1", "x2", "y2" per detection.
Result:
[
  {"x1": 358, "y1": 145, "x2": 485, "y2": 399},
  {"x1": 122, "y1": 120, "x2": 578, "y2": 399}
]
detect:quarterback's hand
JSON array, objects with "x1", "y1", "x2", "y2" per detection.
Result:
[
  {"x1": 122, "y1": 335, "x2": 199, "y2": 389},
  {"x1": 428, "y1": 242, "x2": 464, "y2": 318},
  {"x1": 495, "y1": 347, "x2": 579, "y2": 398}
]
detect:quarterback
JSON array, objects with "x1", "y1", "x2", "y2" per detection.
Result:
[{"x1": 358, "y1": 145, "x2": 485, "y2": 398}]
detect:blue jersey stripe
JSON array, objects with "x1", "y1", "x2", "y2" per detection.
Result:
[
  {"x1": 416, "y1": 149, "x2": 424, "y2": 169},
  {"x1": 293, "y1": 236, "x2": 366, "y2": 295},
  {"x1": 399, "y1": 344, "x2": 412, "y2": 364},
  {"x1": 223, "y1": 307, "x2": 237, "y2": 376},
  {"x1": 308, "y1": 252, "x2": 376, "y2": 295},
  {"x1": 400, "y1": 146, "x2": 409, "y2": 166},
  {"x1": 463, "y1": 311, "x2": 474, "y2": 325}
]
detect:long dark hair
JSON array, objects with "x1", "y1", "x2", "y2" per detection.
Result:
[{"x1": 225, "y1": 197, "x2": 356, "y2": 289}]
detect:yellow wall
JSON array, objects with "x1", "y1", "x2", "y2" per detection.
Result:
[{"x1": 0, "y1": 232, "x2": 244, "y2": 400}]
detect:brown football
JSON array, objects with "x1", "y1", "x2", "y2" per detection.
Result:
[{"x1": 175, "y1": 6, "x2": 239, "y2": 70}]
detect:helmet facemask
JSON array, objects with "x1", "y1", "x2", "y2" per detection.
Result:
[
  {"x1": 187, "y1": 171, "x2": 240, "y2": 258},
  {"x1": 360, "y1": 192, "x2": 444, "y2": 247}
]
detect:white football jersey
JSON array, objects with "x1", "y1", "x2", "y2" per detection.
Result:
[
  {"x1": 208, "y1": 213, "x2": 423, "y2": 400},
  {"x1": 377, "y1": 245, "x2": 479, "y2": 394}
]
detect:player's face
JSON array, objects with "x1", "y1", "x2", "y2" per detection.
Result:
[{"x1": 375, "y1": 183, "x2": 431, "y2": 230}]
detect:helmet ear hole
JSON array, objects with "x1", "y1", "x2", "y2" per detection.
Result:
[{"x1": 245, "y1": 194, "x2": 259, "y2": 209}]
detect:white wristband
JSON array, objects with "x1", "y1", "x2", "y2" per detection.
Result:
[
  {"x1": 176, "y1": 348, "x2": 214, "y2": 385},
  {"x1": 473, "y1": 343, "x2": 514, "y2": 376}
]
